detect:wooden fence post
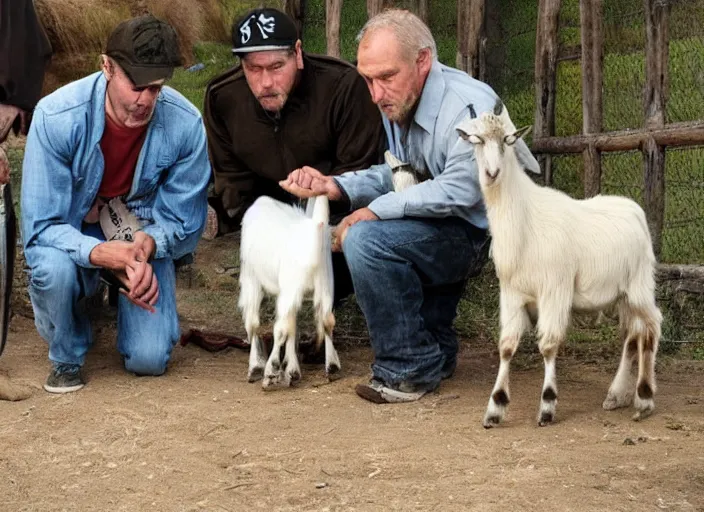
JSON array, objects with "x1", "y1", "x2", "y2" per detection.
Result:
[
  {"x1": 579, "y1": 0, "x2": 603, "y2": 198},
  {"x1": 284, "y1": 0, "x2": 306, "y2": 40},
  {"x1": 367, "y1": 0, "x2": 390, "y2": 18},
  {"x1": 418, "y1": 0, "x2": 429, "y2": 23},
  {"x1": 643, "y1": 0, "x2": 670, "y2": 258},
  {"x1": 456, "y1": 0, "x2": 485, "y2": 79},
  {"x1": 326, "y1": 0, "x2": 343, "y2": 57},
  {"x1": 533, "y1": 0, "x2": 561, "y2": 185}
]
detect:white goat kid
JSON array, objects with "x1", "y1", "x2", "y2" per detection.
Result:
[
  {"x1": 238, "y1": 195, "x2": 340, "y2": 389},
  {"x1": 457, "y1": 108, "x2": 662, "y2": 427}
]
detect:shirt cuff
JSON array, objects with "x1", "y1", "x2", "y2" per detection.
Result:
[
  {"x1": 77, "y1": 236, "x2": 103, "y2": 268},
  {"x1": 141, "y1": 224, "x2": 170, "y2": 260},
  {"x1": 367, "y1": 193, "x2": 406, "y2": 220}
]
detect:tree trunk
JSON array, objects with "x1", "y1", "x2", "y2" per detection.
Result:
[
  {"x1": 326, "y1": 0, "x2": 342, "y2": 58},
  {"x1": 456, "y1": 0, "x2": 485, "y2": 78}
]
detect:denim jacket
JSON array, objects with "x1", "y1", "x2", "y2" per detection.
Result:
[
  {"x1": 21, "y1": 72, "x2": 211, "y2": 267},
  {"x1": 334, "y1": 60, "x2": 539, "y2": 230}
]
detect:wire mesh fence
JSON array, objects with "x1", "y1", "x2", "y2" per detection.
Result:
[{"x1": 486, "y1": 0, "x2": 703, "y2": 266}]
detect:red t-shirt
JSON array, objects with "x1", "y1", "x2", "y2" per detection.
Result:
[{"x1": 98, "y1": 115, "x2": 148, "y2": 198}]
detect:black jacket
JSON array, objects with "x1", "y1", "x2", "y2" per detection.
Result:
[{"x1": 204, "y1": 53, "x2": 385, "y2": 220}]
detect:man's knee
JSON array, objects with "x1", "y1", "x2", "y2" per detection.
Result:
[
  {"x1": 28, "y1": 248, "x2": 79, "y2": 296},
  {"x1": 123, "y1": 340, "x2": 172, "y2": 376},
  {"x1": 342, "y1": 221, "x2": 382, "y2": 266}
]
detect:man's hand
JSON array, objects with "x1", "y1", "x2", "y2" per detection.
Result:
[
  {"x1": 89, "y1": 231, "x2": 159, "y2": 312},
  {"x1": 331, "y1": 207, "x2": 379, "y2": 252},
  {"x1": 89, "y1": 240, "x2": 141, "y2": 270},
  {"x1": 113, "y1": 268, "x2": 159, "y2": 313},
  {"x1": 132, "y1": 231, "x2": 156, "y2": 263},
  {"x1": 279, "y1": 166, "x2": 343, "y2": 200},
  {"x1": 0, "y1": 147, "x2": 9, "y2": 185},
  {"x1": 89, "y1": 231, "x2": 156, "y2": 270}
]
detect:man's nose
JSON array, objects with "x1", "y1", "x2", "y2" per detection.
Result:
[
  {"x1": 370, "y1": 81, "x2": 384, "y2": 104},
  {"x1": 138, "y1": 88, "x2": 160, "y2": 105},
  {"x1": 261, "y1": 70, "x2": 274, "y2": 88}
]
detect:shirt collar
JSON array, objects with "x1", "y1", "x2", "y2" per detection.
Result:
[{"x1": 412, "y1": 59, "x2": 445, "y2": 134}]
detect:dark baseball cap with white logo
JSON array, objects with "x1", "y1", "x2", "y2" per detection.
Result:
[{"x1": 231, "y1": 8, "x2": 298, "y2": 54}]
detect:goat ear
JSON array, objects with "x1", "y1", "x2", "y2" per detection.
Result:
[
  {"x1": 457, "y1": 129, "x2": 484, "y2": 145},
  {"x1": 504, "y1": 125, "x2": 532, "y2": 146}
]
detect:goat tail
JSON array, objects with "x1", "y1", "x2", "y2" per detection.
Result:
[
  {"x1": 307, "y1": 195, "x2": 330, "y2": 267},
  {"x1": 308, "y1": 195, "x2": 330, "y2": 226},
  {"x1": 310, "y1": 195, "x2": 334, "y2": 320}
]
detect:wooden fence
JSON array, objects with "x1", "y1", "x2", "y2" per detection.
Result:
[
  {"x1": 295, "y1": 0, "x2": 703, "y2": 291},
  {"x1": 530, "y1": 0, "x2": 704, "y2": 261}
]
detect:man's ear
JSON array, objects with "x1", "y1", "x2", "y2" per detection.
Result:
[
  {"x1": 416, "y1": 47, "x2": 432, "y2": 74},
  {"x1": 295, "y1": 40, "x2": 304, "y2": 70},
  {"x1": 101, "y1": 55, "x2": 113, "y2": 81}
]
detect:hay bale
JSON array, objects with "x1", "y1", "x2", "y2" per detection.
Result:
[
  {"x1": 35, "y1": 0, "x2": 228, "y2": 74},
  {"x1": 35, "y1": 0, "x2": 131, "y2": 56}
]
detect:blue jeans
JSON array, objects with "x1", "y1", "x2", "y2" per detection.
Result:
[
  {"x1": 342, "y1": 217, "x2": 489, "y2": 391},
  {"x1": 25, "y1": 234, "x2": 180, "y2": 375}
]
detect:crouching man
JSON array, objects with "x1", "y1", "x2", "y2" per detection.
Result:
[
  {"x1": 21, "y1": 15, "x2": 211, "y2": 393},
  {"x1": 282, "y1": 9, "x2": 540, "y2": 403}
]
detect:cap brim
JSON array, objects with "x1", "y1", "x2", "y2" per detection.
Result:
[
  {"x1": 231, "y1": 45, "x2": 293, "y2": 54},
  {"x1": 122, "y1": 65, "x2": 175, "y2": 87}
]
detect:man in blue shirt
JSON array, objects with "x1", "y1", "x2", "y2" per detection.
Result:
[
  {"x1": 21, "y1": 16, "x2": 211, "y2": 393},
  {"x1": 281, "y1": 9, "x2": 539, "y2": 403}
]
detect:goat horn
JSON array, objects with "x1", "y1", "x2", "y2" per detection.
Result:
[{"x1": 493, "y1": 99, "x2": 504, "y2": 116}]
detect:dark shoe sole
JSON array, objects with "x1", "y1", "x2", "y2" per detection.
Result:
[{"x1": 355, "y1": 383, "x2": 388, "y2": 404}]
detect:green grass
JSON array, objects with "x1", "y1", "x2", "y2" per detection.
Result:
[{"x1": 169, "y1": 42, "x2": 237, "y2": 111}]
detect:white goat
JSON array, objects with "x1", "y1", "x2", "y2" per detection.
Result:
[
  {"x1": 238, "y1": 195, "x2": 340, "y2": 389},
  {"x1": 456, "y1": 107, "x2": 662, "y2": 427}
]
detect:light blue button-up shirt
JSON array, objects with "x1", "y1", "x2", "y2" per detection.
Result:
[
  {"x1": 21, "y1": 72, "x2": 211, "y2": 268},
  {"x1": 334, "y1": 60, "x2": 539, "y2": 230}
]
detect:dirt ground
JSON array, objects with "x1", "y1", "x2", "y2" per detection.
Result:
[{"x1": 1, "y1": 235, "x2": 703, "y2": 512}]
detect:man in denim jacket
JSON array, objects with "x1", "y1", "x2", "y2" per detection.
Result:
[
  {"x1": 21, "y1": 15, "x2": 210, "y2": 393},
  {"x1": 282, "y1": 9, "x2": 540, "y2": 403}
]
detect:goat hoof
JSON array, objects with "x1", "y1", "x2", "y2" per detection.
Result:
[
  {"x1": 287, "y1": 369, "x2": 301, "y2": 383},
  {"x1": 262, "y1": 372, "x2": 285, "y2": 390},
  {"x1": 325, "y1": 364, "x2": 341, "y2": 381},
  {"x1": 602, "y1": 391, "x2": 633, "y2": 410},
  {"x1": 248, "y1": 367, "x2": 264, "y2": 383},
  {"x1": 632, "y1": 400, "x2": 654, "y2": 422},
  {"x1": 632, "y1": 408, "x2": 653, "y2": 422},
  {"x1": 538, "y1": 412, "x2": 554, "y2": 426},
  {"x1": 482, "y1": 415, "x2": 501, "y2": 429}
]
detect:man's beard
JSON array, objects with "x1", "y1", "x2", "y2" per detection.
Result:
[{"x1": 387, "y1": 95, "x2": 418, "y2": 124}]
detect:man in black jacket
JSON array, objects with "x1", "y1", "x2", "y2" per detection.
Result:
[{"x1": 204, "y1": 7, "x2": 385, "y2": 304}]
